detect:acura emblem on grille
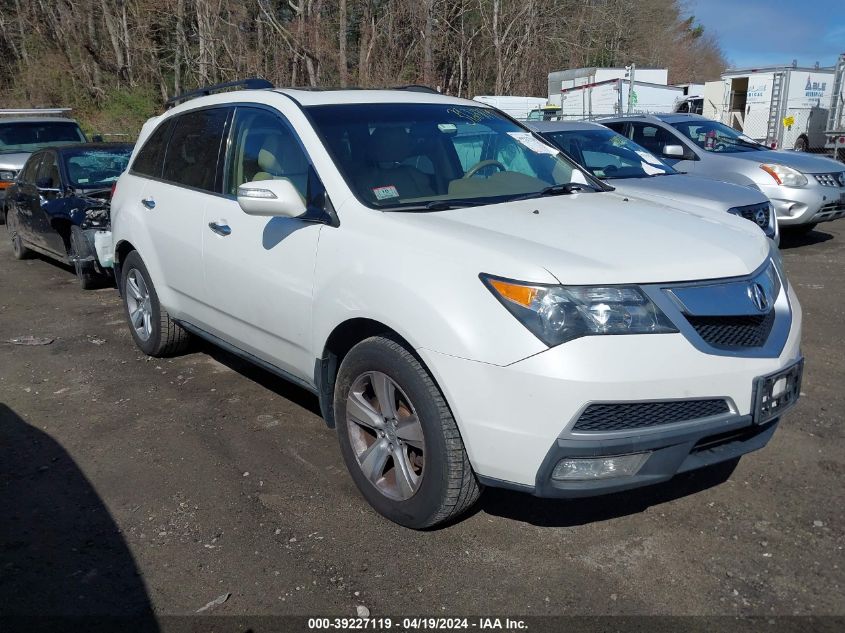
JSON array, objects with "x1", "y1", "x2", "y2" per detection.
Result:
[
  {"x1": 754, "y1": 208, "x2": 767, "y2": 227},
  {"x1": 748, "y1": 282, "x2": 769, "y2": 312}
]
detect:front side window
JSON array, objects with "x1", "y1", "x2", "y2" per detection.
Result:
[
  {"x1": 306, "y1": 103, "x2": 586, "y2": 210},
  {"x1": 541, "y1": 128, "x2": 676, "y2": 179},
  {"x1": 628, "y1": 123, "x2": 680, "y2": 156},
  {"x1": 20, "y1": 154, "x2": 43, "y2": 184},
  {"x1": 63, "y1": 147, "x2": 132, "y2": 189},
  {"x1": 225, "y1": 107, "x2": 312, "y2": 201},
  {"x1": 671, "y1": 120, "x2": 764, "y2": 153},
  {"x1": 161, "y1": 108, "x2": 229, "y2": 192},
  {"x1": 0, "y1": 122, "x2": 86, "y2": 154},
  {"x1": 36, "y1": 153, "x2": 61, "y2": 189}
]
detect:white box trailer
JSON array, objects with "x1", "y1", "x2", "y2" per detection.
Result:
[
  {"x1": 824, "y1": 53, "x2": 845, "y2": 160},
  {"x1": 547, "y1": 79, "x2": 683, "y2": 119},
  {"x1": 713, "y1": 64, "x2": 836, "y2": 151},
  {"x1": 472, "y1": 95, "x2": 548, "y2": 120}
]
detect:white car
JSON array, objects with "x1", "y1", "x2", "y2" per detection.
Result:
[
  {"x1": 525, "y1": 120, "x2": 779, "y2": 244},
  {"x1": 107, "y1": 82, "x2": 803, "y2": 528}
]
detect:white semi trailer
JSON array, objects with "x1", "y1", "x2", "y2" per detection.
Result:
[
  {"x1": 547, "y1": 79, "x2": 683, "y2": 119},
  {"x1": 712, "y1": 63, "x2": 836, "y2": 152}
]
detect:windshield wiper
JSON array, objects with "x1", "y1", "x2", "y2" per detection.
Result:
[
  {"x1": 513, "y1": 182, "x2": 598, "y2": 201},
  {"x1": 377, "y1": 199, "x2": 486, "y2": 212}
]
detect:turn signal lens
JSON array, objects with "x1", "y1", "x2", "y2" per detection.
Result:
[
  {"x1": 759, "y1": 163, "x2": 808, "y2": 188},
  {"x1": 488, "y1": 279, "x2": 539, "y2": 308}
]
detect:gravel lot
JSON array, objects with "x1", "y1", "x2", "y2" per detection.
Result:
[{"x1": 1, "y1": 224, "x2": 843, "y2": 623}]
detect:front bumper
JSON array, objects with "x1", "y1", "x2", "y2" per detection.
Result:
[
  {"x1": 418, "y1": 284, "x2": 802, "y2": 493},
  {"x1": 761, "y1": 180, "x2": 845, "y2": 226}
]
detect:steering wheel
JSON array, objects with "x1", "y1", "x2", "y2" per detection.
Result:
[
  {"x1": 463, "y1": 159, "x2": 507, "y2": 179},
  {"x1": 603, "y1": 164, "x2": 619, "y2": 176}
]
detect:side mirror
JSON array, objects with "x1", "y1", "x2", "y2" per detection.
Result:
[
  {"x1": 662, "y1": 144, "x2": 686, "y2": 158},
  {"x1": 237, "y1": 179, "x2": 306, "y2": 218},
  {"x1": 92, "y1": 134, "x2": 104, "y2": 143}
]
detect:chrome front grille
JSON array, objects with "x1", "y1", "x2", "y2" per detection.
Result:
[
  {"x1": 730, "y1": 202, "x2": 773, "y2": 237},
  {"x1": 573, "y1": 399, "x2": 731, "y2": 432},
  {"x1": 813, "y1": 172, "x2": 845, "y2": 187},
  {"x1": 648, "y1": 259, "x2": 791, "y2": 358}
]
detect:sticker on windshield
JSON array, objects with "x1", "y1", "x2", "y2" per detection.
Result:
[
  {"x1": 372, "y1": 185, "x2": 399, "y2": 200},
  {"x1": 634, "y1": 150, "x2": 663, "y2": 166},
  {"x1": 507, "y1": 132, "x2": 559, "y2": 156}
]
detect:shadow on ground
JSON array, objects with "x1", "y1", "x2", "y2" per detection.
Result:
[
  {"x1": 477, "y1": 459, "x2": 738, "y2": 528},
  {"x1": 779, "y1": 227, "x2": 834, "y2": 250},
  {"x1": 0, "y1": 403, "x2": 158, "y2": 630}
]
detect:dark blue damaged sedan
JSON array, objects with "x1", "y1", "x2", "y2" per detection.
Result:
[{"x1": 4, "y1": 143, "x2": 132, "y2": 288}]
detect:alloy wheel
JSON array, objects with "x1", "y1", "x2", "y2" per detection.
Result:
[
  {"x1": 346, "y1": 371, "x2": 425, "y2": 501},
  {"x1": 125, "y1": 268, "x2": 153, "y2": 341}
]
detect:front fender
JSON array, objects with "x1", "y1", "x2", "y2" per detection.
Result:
[{"x1": 311, "y1": 225, "x2": 548, "y2": 367}]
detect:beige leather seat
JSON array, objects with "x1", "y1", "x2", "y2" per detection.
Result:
[{"x1": 361, "y1": 127, "x2": 435, "y2": 201}]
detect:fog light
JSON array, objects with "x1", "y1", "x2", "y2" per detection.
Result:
[{"x1": 551, "y1": 453, "x2": 650, "y2": 481}]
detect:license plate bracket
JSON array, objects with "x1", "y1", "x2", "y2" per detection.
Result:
[{"x1": 752, "y1": 358, "x2": 803, "y2": 424}]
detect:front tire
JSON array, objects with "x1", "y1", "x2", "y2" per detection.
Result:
[
  {"x1": 793, "y1": 136, "x2": 808, "y2": 152},
  {"x1": 8, "y1": 213, "x2": 32, "y2": 260},
  {"x1": 120, "y1": 251, "x2": 191, "y2": 357},
  {"x1": 333, "y1": 336, "x2": 481, "y2": 529}
]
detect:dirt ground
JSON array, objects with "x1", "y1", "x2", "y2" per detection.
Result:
[{"x1": 1, "y1": 222, "x2": 843, "y2": 626}]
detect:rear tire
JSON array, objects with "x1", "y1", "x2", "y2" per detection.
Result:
[
  {"x1": 120, "y1": 250, "x2": 191, "y2": 357},
  {"x1": 333, "y1": 335, "x2": 481, "y2": 529},
  {"x1": 69, "y1": 226, "x2": 105, "y2": 290}
]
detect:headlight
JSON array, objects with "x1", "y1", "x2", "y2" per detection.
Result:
[
  {"x1": 0, "y1": 170, "x2": 15, "y2": 180},
  {"x1": 760, "y1": 163, "x2": 808, "y2": 187},
  {"x1": 481, "y1": 275, "x2": 677, "y2": 347}
]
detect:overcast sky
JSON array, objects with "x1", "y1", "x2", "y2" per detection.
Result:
[{"x1": 686, "y1": 0, "x2": 845, "y2": 69}]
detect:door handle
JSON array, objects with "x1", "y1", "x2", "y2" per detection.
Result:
[
  {"x1": 208, "y1": 221, "x2": 231, "y2": 237},
  {"x1": 141, "y1": 197, "x2": 156, "y2": 209}
]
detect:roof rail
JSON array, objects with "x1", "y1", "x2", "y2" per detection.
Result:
[
  {"x1": 165, "y1": 78, "x2": 274, "y2": 109},
  {"x1": 391, "y1": 85, "x2": 440, "y2": 94},
  {"x1": 0, "y1": 108, "x2": 72, "y2": 117}
]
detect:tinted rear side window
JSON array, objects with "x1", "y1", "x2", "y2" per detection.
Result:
[
  {"x1": 132, "y1": 119, "x2": 172, "y2": 178},
  {"x1": 161, "y1": 108, "x2": 229, "y2": 192}
]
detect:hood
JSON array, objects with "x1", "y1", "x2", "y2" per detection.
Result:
[
  {"x1": 0, "y1": 151, "x2": 32, "y2": 172},
  {"x1": 727, "y1": 148, "x2": 845, "y2": 174},
  {"x1": 387, "y1": 191, "x2": 770, "y2": 286},
  {"x1": 608, "y1": 174, "x2": 766, "y2": 214}
]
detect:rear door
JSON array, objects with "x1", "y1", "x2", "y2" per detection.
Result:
[
  {"x1": 128, "y1": 107, "x2": 231, "y2": 327},
  {"x1": 201, "y1": 105, "x2": 324, "y2": 381}
]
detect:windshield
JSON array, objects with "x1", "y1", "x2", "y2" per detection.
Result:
[
  {"x1": 670, "y1": 120, "x2": 764, "y2": 153},
  {"x1": 0, "y1": 121, "x2": 87, "y2": 154},
  {"x1": 539, "y1": 128, "x2": 676, "y2": 179},
  {"x1": 63, "y1": 147, "x2": 132, "y2": 188},
  {"x1": 306, "y1": 103, "x2": 593, "y2": 209}
]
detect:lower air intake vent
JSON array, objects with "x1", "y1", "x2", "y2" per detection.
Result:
[{"x1": 573, "y1": 399, "x2": 730, "y2": 432}]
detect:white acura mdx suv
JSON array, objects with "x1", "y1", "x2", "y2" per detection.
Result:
[{"x1": 109, "y1": 81, "x2": 803, "y2": 528}]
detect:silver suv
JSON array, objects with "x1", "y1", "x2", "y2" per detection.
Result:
[{"x1": 602, "y1": 113, "x2": 845, "y2": 233}]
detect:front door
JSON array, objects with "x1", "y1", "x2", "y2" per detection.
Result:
[
  {"x1": 33, "y1": 151, "x2": 68, "y2": 256},
  {"x1": 202, "y1": 106, "x2": 323, "y2": 382}
]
